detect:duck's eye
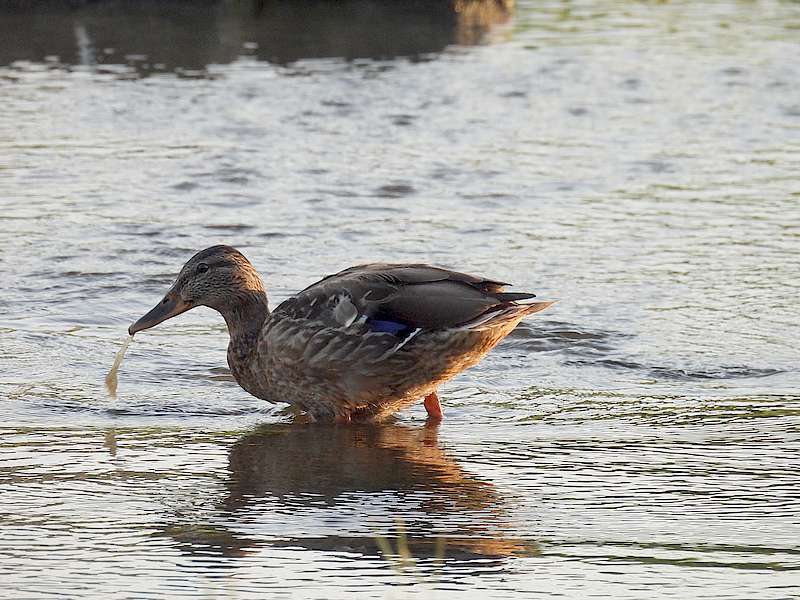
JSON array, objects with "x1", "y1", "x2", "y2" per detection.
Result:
[{"x1": 197, "y1": 263, "x2": 209, "y2": 274}]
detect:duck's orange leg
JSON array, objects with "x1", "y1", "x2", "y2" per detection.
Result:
[
  {"x1": 424, "y1": 391, "x2": 443, "y2": 421},
  {"x1": 335, "y1": 413, "x2": 352, "y2": 425}
]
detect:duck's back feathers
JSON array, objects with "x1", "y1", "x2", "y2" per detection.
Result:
[{"x1": 274, "y1": 263, "x2": 540, "y2": 332}]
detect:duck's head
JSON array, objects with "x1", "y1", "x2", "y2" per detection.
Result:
[{"x1": 129, "y1": 245, "x2": 266, "y2": 336}]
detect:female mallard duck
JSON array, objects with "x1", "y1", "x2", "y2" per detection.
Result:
[{"x1": 129, "y1": 245, "x2": 553, "y2": 423}]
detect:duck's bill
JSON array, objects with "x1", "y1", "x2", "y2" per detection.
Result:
[{"x1": 128, "y1": 293, "x2": 192, "y2": 336}]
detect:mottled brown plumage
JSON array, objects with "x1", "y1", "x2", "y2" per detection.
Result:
[{"x1": 129, "y1": 245, "x2": 553, "y2": 422}]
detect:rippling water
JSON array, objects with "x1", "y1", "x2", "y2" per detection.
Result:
[{"x1": 1, "y1": 1, "x2": 799, "y2": 598}]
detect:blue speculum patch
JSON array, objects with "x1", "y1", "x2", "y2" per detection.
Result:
[{"x1": 367, "y1": 318, "x2": 410, "y2": 335}]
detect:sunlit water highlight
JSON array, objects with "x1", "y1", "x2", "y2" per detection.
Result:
[{"x1": 1, "y1": 1, "x2": 799, "y2": 598}]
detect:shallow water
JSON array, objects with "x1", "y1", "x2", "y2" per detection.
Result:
[{"x1": 1, "y1": 0, "x2": 799, "y2": 598}]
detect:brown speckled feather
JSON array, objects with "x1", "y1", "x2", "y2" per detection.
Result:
[{"x1": 246, "y1": 263, "x2": 553, "y2": 419}]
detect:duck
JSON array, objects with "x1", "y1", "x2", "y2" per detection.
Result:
[{"x1": 128, "y1": 245, "x2": 553, "y2": 423}]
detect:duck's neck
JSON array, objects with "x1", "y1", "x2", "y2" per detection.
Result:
[{"x1": 221, "y1": 291, "x2": 270, "y2": 359}]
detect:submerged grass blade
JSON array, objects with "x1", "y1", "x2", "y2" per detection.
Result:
[
  {"x1": 434, "y1": 536, "x2": 447, "y2": 563},
  {"x1": 374, "y1": 534, "x2": 404, "y2": 574},
  {"x1": 395, "y1": 519, "x2": 415, "y2": 569}
]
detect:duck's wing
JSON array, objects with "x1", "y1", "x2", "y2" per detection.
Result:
[{"x1": 273, "y1": 263, "x2": 544, "y2": 332}]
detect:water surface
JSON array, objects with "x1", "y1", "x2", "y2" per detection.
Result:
[{"x1": 1, "y1": 1, "x2": 799, "y2": 598}]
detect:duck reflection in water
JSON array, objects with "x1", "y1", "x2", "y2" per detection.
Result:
[{"x1": 220, "y1": 422, "x2": 538, "y2": 560}]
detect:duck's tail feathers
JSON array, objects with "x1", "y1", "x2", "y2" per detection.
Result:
[
  {"x1": 463, "y1": 300, "x2": 555, "y2": 330},
  {"x1": 494, "y1": 291, "x2": 537, "y2": 303},
  {"x1": 514, "y1": 300, "x2": 556, "y2": 315}
]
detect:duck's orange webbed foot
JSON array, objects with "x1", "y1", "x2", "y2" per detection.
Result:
[{"x1": 424, "y1": 391, "x2": 443, "y2": 422}]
